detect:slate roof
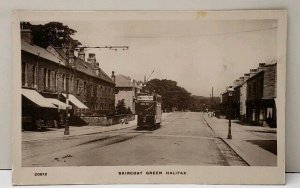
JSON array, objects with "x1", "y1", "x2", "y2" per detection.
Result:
[
  {"x1": 21, "y1": 39, "x2": 64, "y2": 65},
  {"x1": 21, "y1": 39, "x2": 114, "y2": 84}
]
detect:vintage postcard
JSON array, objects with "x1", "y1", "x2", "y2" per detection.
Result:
[{"x1": 12, "y1": 10, "x2": 287, "y2": 185}]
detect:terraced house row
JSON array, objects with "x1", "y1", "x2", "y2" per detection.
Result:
[
  {"x1": 220, "y1": 62, "x2": 277, "y2": 128},
  {"x1": 21, "y1": 26, "x2": 115, "y2": 129}
]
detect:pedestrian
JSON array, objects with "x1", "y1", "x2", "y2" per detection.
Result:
[{"x1": 121, "y1": 118, "x2": 125, "y2": 125}]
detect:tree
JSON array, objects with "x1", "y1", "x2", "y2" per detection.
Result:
[
  {"x1": 115, "y1": 99, "x2": 128, "y2": 115},
  {"x1": 144, "y1": 79, "x2": 191, "y2": 112},
  {"x1": 126, "y1": 107, "x2": 132, "y2": 114},
  {"x1": 25, "y1": 22, "x2": 81, "y2": 48}
]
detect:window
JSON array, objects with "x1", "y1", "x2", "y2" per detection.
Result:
[
  {"x1": 22, "y1": 62, "x2": 27, "y2": 86},
  {"x1": 69, "y1": 75, "x2": 72, "y2": 92},
  {"x1": 267, "y1": 108, "x2": 273, "y2": 118},
  {"x1": 33, "y1": 65, "x2": 37, "y2": 88},
  {"x1": 54, "y1": 72, "x2": 58, "y2": 91},
  {"x1": 44, "y1": 69, "x2": 48, "y2": 88},
  {"x1": 62, "y1": 74, "x2": 66, "y2": 91},
  {"x1": 100, "y1": 86, "x2": 103, "y2": 97},
  {"x1": 83, "y1": 81, "x2": 87, "y2": 94},
  {"x1": 97, "y1": 85, "x2": 99, "y2": 97},
  {"x1": 47, "y1": 70, "x2": 51, "y2": 88},
  {"x1": 76, "y1": 79, "x2": 80, "y2": 94}
]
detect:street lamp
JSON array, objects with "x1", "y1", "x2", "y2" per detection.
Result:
[{"x1": 227, "y1": 86, "x2": 234, "y2": 139}]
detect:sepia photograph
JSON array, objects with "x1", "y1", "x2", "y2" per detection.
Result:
[{"x1": 12, "y1": 10, "x2": 286, "y2": 185}]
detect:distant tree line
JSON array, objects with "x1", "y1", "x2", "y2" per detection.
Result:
[{"x1": 144, "y1": 79, "x2": 220, "y2": 112}]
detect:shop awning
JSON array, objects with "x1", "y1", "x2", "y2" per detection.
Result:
[
  {"x1": 45, "y1": 98, "x2": 72, "y2": 110},
  {"x1": 22, "y1": 89, "x2": 57, "y2": 108},
  {"x1": 62, "y1": 94, "x2": 89, "y2": 109}
]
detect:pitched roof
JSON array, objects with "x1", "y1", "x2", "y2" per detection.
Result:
[
  {"x1": 21, "y1": 39, "x2": 63, "y2": 65},
  {"x1": 21, "y1": 39, "x2": 114, "y2": 84},
  {"x1": 115, "y1": 74, "x2": 142, "y2": 88}
]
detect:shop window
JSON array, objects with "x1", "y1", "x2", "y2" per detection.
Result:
[{"x1": 267, "y1": 108, "x2": 273, "y2": 119}]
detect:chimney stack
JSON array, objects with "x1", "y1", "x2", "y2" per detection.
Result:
[
  {"x1": 259, "y1": 63, "x2": 266, "y2": 67},
  {"x1": 87, "y1": 53, "x2": 96, "y2": 65},
  {"x1": 238, "y1": 77, "x2": 245, "y2": 85},
  {"x1": 78, "y1": 48, "x2": 85, "y2": 61},
  {"x1": 257, "y1": 63, "x2": 266, "y2": 72},
  {"x1": 243, "y1": 73, "x2": 250, "y2": 81},
  {"x1": 249, "y1": 69, "x2": 257, "y2": 77},
  {"x1": 233, "y1": 79, "x2": 240, "y2": 88},
  {"x1": 20, "y1": 22, "x2": 33, "y2": 44},
  {"x1": 66, "y1": 49, "x2": 76, "y2": 68},
  {"x1": 111, "y1": 71, "x2": 115, "y2": 83},
  {"x1": 87, "y1": 53, "x2": 101, "y2": 72}
]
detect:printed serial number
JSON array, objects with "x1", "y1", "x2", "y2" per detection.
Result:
[{"x1": 34, "y1": 173, "x2": 47, "y2": 176}]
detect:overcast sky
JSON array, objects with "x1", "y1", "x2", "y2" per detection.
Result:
[{"x1": 33, "y1": 19, "x2": 277, "y2": 97}]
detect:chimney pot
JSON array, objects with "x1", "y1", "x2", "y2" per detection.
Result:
[{"x1": 259, "y1": 63, "x2": 266, "y2": 67}]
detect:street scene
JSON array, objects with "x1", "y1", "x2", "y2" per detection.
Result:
[
  {"x1": 20, "y1": 18, "x2": 278, "y2": 167},
  {"x1": 23, "y1": 112, "x2": 275, "y2": 167}
]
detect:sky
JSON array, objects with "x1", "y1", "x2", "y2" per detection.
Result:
[{"x1": 32, "y1": 19, "x2": 277, "y2": 97}]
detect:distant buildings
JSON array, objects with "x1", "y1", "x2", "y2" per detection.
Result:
[
  {"x1": 21, "y1": 25, "x2": 115, "y2": 129},
  {"x1": 220, "y1": 62, "x2": 277, "y2": 127},
  {"x1": 114, "y1": 74, "x2": 143, "y2": 114}
]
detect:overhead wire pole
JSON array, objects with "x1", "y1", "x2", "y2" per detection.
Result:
[{"x1": 53, "y1": 44, "x2": 129, "y2": 135}]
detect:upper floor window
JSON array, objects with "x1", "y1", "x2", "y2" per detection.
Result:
[
  {"x1": 22, "y1": 62, "x2": 27, "y2": 86},
  {"x1": 62, "y1": 74, "x2": 66, "y2": 91},
  {"x1": 76, "y1": 79, "x2": 80, "y2": 94},
  {"x1": 44, "y1": 69, "x2": 48, "y2": 88},
  {"x1": 33, "y1": 65, "x2": 37, "y2": 88},
  {"x1": 47, "y1": 70, "x2": 51, "y2": 88},
  {"x1": 83, "y1": 81, "x2": 87, "y2": 94}
]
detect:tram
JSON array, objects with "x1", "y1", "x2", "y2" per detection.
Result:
[{"x1": 135, "y1": 93, "x2": 162, "y2": 130}]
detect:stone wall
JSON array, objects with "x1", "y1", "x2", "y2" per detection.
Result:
[{"x1": 80, "y1": 114, "x2": 135, "y2": 126}]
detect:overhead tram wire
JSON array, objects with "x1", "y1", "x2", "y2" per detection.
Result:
[{"x1": 125, "y1": 26, "x2": 277, "y2": 39}]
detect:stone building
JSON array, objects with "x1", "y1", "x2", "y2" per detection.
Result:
[
  {"x1": 114, "y1": 74, "x2": 142, "y2": 114},
  {"x1": 246, "y1": 63, "x2": 277, "y2": 127},
  {"x1": 239, "y1": 73, "x2": 250, "y2": 121},
  {"x1": 21, "y1": 27, "x2": 115, "y2": 129},
  {"x1": 220, "y1": 62, "x2": 277, "y2": 127}
]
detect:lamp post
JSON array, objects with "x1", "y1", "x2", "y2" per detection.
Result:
[
  {"x1": 64, "y1": 74, "x2": 70, "y2": 135},
  {"x1": 227, "y1": 87, "x2": 234, "y2": 139}
]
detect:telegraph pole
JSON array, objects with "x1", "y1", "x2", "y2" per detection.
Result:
[{"x1": 211, "y1": 87, "x2": 214, "y2": 110}]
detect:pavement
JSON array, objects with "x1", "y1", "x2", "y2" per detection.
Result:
[
  {"x1": 202, "y1": 113, "x2": 277, "y2": 166},
  {"x1": 22, "y1": 116, "x2": 138, "y2": 142}
]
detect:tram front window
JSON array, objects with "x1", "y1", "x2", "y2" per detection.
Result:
[{"x1": 136, "y1": 101, "x2": 155, "y2": 115}]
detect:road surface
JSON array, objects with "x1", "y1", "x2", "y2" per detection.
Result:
[{"x1": 22, "y1": 112, "x2": 247, "y2": 166}]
